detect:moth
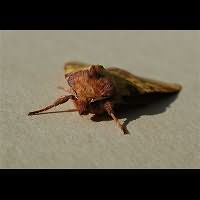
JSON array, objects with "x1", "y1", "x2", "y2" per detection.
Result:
[{"x1": 28, "y1": 61, "x2": 182, "y2": 134}]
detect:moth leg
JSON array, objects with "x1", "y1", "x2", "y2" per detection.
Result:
[
  {"x1": 104, "y1": 101, "x2": 128, "y2": 135},
  {"x1": 28, "y1": 95, "x2": 75, "y2": 116}
]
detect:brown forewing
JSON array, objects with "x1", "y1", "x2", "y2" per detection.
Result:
[{"x1": 107, "y1": 67, "x2": 182, "y2": 94}]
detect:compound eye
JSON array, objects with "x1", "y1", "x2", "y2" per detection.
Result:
[{"x1": 90, "y1": 98, "x2": 95, "y2": 103}]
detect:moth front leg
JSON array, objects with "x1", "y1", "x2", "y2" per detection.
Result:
[
  {"x1": 104, "y1": 101, "x2": 129, "y2": 135},
  {"x1": 28, "y1": 95, "x2": 75, "y2": 116}
]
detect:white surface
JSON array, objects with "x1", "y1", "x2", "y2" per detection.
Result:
[{"x1": 0, "y1": 31, "x2": 200, "y2": 168}]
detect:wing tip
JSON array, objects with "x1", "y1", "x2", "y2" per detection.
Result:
[
  {"x1": 64, "y1": 61, "x2": 78, "y2": 69},
  {"x1": 172, "y1": 83, "x2": 182, "y2": 92}
]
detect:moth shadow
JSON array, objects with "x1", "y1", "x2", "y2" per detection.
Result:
[{"x1": 91, "y1": 93, "x2": 180, "y2": 131}]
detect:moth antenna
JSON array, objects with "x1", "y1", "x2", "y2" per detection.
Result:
[
  {"x1": 28, "y1": 109, "x2": 78, "y2": 115},
  {"x1": 28, "y1": 95, "x2": 75, "y2": 116}
]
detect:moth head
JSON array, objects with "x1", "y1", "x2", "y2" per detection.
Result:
[
  {"x1": 87, "y1": 96, "x2": 112, "y2": 114},
  {"x1": 75, "y1": 98, "x2": 89, "y2": 115},
  {"x1": 75, "y1": 96, "x2": 111, "y2": 115}
]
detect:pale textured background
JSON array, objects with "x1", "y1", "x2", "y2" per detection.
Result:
[{"x1": 0, "y1": 31, "x2": 199, "y2": 168}]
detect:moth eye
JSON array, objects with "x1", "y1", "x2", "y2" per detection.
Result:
[
  {"x1": 89, "y1": 98, "x2": 99, "y2": 105},
  {"x1": 90, "y1": 98, "x2": 95, "y2": 103}
]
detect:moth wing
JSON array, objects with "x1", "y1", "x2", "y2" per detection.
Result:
[
  {"x1": 107, "y1": 67, "x2": 182, "y2": 94},
  {"x1": 64, "y1": 61, "x2": 90, "y2": 78}
]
